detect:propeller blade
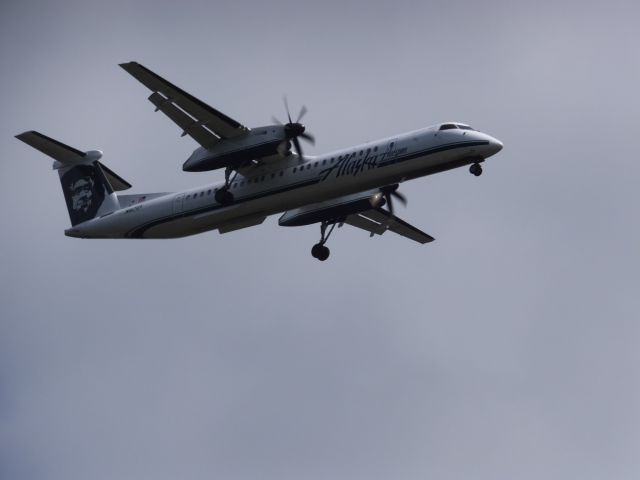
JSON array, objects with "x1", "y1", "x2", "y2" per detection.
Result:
[
  {"x1": 296, "y1": 105, "x2": 307, "y2": 123},
  {"x1": 385, "y1": 193, "x2": 394, "y2": 216},
  {"x1": 300, "y1": 132, "x2": 315, "y2": 145},
  {"x1": 391, "y1": 190, "x2": 408, "y2": 206},
  {"x1": 292, "y1": 136, "x2": 304, "y2": 161},
  {"x1": 272, "y1": 116, "x2": 283, "y2": 125},
  {"x1": 284, "y1": 96, "x2": 292, "y2": 123}
]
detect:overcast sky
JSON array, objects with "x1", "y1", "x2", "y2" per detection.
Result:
[{"x1": 1, "y1": 0, "x2": 639, "y2": 479}]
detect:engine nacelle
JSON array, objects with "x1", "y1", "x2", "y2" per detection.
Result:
[
  {"x1": 183, "y1": 125, "x2": 287, "y2": 172},
  {"x1": 279, "y1": 190, "x2": 385, "y2": 227}
]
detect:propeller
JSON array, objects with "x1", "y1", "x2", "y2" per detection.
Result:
[
  {"x1": 273, "y1": 97, "x2": 315, "y2": 160},
  {"x1": 380, "y1": 184, "x2": 407, "y2": 216}
]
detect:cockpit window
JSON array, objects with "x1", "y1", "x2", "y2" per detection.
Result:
[
  {"x1": 439, "y1": 124, "x2": 457, "y2": 130},
  {"x1": 457, "y1": 125, "x2": 476, "y2": 131}
]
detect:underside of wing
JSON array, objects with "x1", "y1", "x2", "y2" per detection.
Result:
[
  {"x1": 279, "y1": 191, "x2": 434, "y2": 245},
  {"x1": 345, "y1": 208, "x2": 435, "y2": 244},
  {"x1": 120, "y1": 62, "x2": 249, "y2": 148}
]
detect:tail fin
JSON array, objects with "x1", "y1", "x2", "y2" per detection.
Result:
[{"x1": 15, "y1": 131, "x2": 131, "y2": 226}]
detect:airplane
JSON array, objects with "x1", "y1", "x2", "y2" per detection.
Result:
[{"x1": 15, "y1": 61, "x2": 503, "y2": 261}]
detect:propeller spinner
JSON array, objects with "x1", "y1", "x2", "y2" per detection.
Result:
[
  {"x1": 274, "y1": 97, "x2": 315, "y2": 160},
  {"x1": 380, "y1": 184, "x2": 408, "y2": 216}
]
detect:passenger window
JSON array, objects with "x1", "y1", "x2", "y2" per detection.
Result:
[
  {"x1": 307, "y1": 164, "x2": 311, "y2": 170},
  {"x1": 373, "y1": 146, "x2": 378, "y2": 152},
  {"x1": 314, "y1": 162, "x2": 318, "y2": 167},
  {"x1": 293, "y1": 167, "x2": 297, "y2": 172},
  {"x1": 207, "y1": 189, "x2": 211, "y2": 195},
  {"x1": 322, "y1": 159, "x2": 326, "y2": 165},
  {"x1": 359, "y1": 150, "x2": 363, "y2": 155}
]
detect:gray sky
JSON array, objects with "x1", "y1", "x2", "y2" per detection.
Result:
[{"x1": 1, "y1": 0, "x2": 639, "y2": 479}]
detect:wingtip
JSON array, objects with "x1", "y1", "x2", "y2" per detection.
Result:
[{"x1": 15, "y1": 130, "x2": 34, "y2": 140}]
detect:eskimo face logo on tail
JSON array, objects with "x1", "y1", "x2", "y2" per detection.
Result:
[
  {"x1": 70, "y1": 176, "x2": 95, "y2": 212},
  {"x1": 60, "y1": 164, "x2": 106, "y2": 225}
]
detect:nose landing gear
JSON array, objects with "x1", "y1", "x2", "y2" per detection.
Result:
[
  {"x1": 470, "y1": 162, "x2": 483, "y2": 176},
  {"x1": 311, "y1": 220, "x2": 337, "y2": 261}
]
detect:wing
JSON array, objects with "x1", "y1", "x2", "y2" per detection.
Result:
[
  {"x1": 344, "y1": 208, "x2": 434, "y2": 244},
  {"x1": 119, "y1": 62, "x2": 249, "y2": 148}
]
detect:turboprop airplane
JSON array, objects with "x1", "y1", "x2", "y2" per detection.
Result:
[{"x1": 15, "y1": 61, "x2": 503, "y2": 261}]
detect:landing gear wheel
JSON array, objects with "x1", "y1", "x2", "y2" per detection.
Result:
[
  {"x1": 470, "y1": 163, "x2": 483, "y2": 177},
  {"x1": 311, "y1": 243, "x2": 330, "y2": 261},
  {"x1": 311, "y1": 221, "x2": 336, "y2": 261},
  {"x1": 318, "y1": 245, "x2": 330, "y2": 261},
  {"x1": 215, "y1": 188, "x2": 234, "y2": 205}
]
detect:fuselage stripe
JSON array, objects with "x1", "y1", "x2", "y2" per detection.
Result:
[{"x1": 125, "y1": 139, "x2": 488, "y2": 238}]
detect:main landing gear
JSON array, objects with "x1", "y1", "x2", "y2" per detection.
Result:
[
  {"x1": 215, "y1": 167, "x2": 237, "y2": 205},
  {"x1": 470, "y1": 162, "x2": 483, "y2": 177},
  {"x1": 311, "y1": 220, "x2": 337, "y2": 261}
]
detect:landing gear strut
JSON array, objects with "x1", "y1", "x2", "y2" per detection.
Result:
[
  {"x1": 215, "y1": 167, "x2": 237, "y2": 205},
  {"x1": 470, "y1": 162, "x2": 483, "y2": 177},
  {"x1": 311, "y1": 220, "x2": 336, "y2": 261}
]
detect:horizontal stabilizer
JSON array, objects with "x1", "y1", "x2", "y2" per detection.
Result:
[
  {"x1": 15, "y1": 130, "x2": 132, "y2": 191},
  {"x1": 98, "y1": 162, "x2": 132, "y2": 191},
  {"x1": 15, "y1": 130, "x2": 85, "y2": 164}
]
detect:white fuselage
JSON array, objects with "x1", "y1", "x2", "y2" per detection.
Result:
[{"x1": 65, "y1": 125, "x2": 502, "y2": 239}]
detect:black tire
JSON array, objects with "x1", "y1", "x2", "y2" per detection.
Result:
[
  {"x1": 318, "y1": 246, "x2": 330, "y2": 261},
  {"x1": 470, "y1": 163, "x2": 483, "y2": 176},
  {"x1": 311, "y1": 243, "x2": 323, "y2": 259}
]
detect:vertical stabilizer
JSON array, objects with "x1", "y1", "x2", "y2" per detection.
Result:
[
  {"x1": 15, "y1": 131, "x2": 131, "y2": 226},
  {"x1": 57, "y1": 159, "x2": 121, "y2": 225}
]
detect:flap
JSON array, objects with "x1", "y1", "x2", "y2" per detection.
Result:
[
  {"x1": 343, "y1": 213, "x2": 387, "y2": 236},
  {"x1": 345, "y1": 208, "x2": 435, "y2": 244},
  {"x1": 148, "y1": 92, "x2": 219, "y2": 148}
]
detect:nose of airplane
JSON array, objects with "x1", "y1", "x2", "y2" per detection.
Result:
[{"x1": 488, "y1": 136, "x2": 503, "y2": 156}]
